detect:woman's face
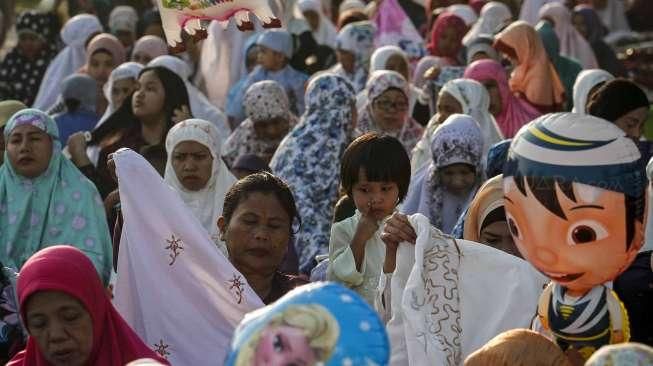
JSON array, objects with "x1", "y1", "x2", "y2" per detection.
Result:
[
  {"x1": 253, "y1": 117, "x2": 290, "y2": 142},
  {"x1": 572, "y1": 14, "x2": 589, "y2": 39},
  {"x1": 303, "y1": 10, "x2": 320, "y2": 31},
  {"x1": 614, "y1": 106, "x2": 649, "y2": 141},
  {"x1": 25, "y1": 291, "x2": 94, "y2": 366},
  {"x1": 439, "y1": 163, "x2": 476, "y2": 196},
  {"x1": 18, "y1": 32, "x2": 44, "y2": 60},
  {"x1": 336, "y1": 49, "x2": 356, "y2": 74},
  {"x1": 385, "y1": 54, "x2": 410, "y2": 81},
  {"x1": 479, "y1": 220, "x2": 521, "y2": 258},
  {"x1": 254, "y1": 325, "x2": 316, "y2": 366},
  {"x1": 438, "y1": 27, "x2": 460, "y2": 57},
  {"x1": 110, "y1": 78, "x2": 137, "y2": 109},
  {"x1": 131, "y1": 51, "x2": 153, "y2": 65},
  {"x1": 7, "y1": 124, "x2": 53, "y2": 179},
  {"x1": 481, "y1": 79, "x2": 503, "y2": 116},
  {"x1": 171, "y1": 141, "x2": 213, "y2": 191},
  {"x1": 436, "y1": 91, "x2": 463, "y2": 124},
  {"x1": 87, "y1": 51, "x2": 115, "y2": 86},
  {"x1": 115, "y1": 30, "x2": 135, "y2": 49},
  {"x1": 132, "y1": 70, "x2": 166, "y2": 121},
  {"x1": 219, "y1": 192, "x2": 291, "y2": 276},
  {"x1": 371, "y1": 89, "x2": 409, "y2": 132}
]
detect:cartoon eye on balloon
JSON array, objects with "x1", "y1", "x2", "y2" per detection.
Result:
[
  {"x1": 225, "y1": 282, "x2": 389, "y2": 366},
  {"x1": 156, "y1": 0, "x2": 283, "y2": 53}
]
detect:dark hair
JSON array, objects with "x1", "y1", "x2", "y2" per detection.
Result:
[
  {"x1": 64, "y1": 99, "x2": 81, "y2": 113},
  {"x1": 340, "y1": 133, "x2": 411, "y2": 201},
  {"x1": 512, "y1": 174, "x2": 645, "y2": 249},
  {"x1": 91, "y1": 66, "x2": 191, "y2": 145},
  {"x1": 588, "y1": 78, "x2": 650, "y2": 122},
  {"x1": 222, "y1": 172, "x2": 300, "y2": 234}
]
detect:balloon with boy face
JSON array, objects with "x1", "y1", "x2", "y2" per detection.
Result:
[
  {"x1": 503, "y1": 113, "x2": 647, "y2": 358},
  {"x1": 156, "y1": 0, "x2": 282, "y2": 53},
  {"x1": 225, "y1": 282, "x2": 389, "y2": 366}
]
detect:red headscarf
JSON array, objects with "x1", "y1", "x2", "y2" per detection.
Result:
[
  {"x1": 8, "y1": 246, "x2": 169, "y2": 366},
  {"x1": 427, "y1": 12, "x2": 467, "y2": 64}
]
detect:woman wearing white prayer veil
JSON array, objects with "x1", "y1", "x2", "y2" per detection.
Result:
[
  {"x1": 97, "y1": 62, "x2": 143, "y2": 128},
  {"x1": 518, "y1": 0, "x2": 562, "y2": 25},
  {"x1": 297, "y1": 0, "x2": 338, "y2": 48},
  {"x1": 462, "y1": 2, "x2": 512, "y2": 46},
  {"x1": 149, "y1": 56, "x2": 231, "y2": 142},
  {"x1": 571, "y1": 69, "x2": 614, "y2": 114},
  {"x1": 32, "y1": 14, "x2": 103, "y2": 110},
  {"x1": 164, "y1": 119, "x2": 237, "y2": 255},
  {"x1": 376, "y1": 212, "x2": 547, "y2": 365},
  {"x1": 113, "y1": 148, "x2": 262, "y2": 366}
]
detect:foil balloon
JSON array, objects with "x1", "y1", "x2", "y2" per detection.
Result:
[
  {"x1": 156, "y1": 0, "x2": 282, "y2": 53},
  {"x1": 503, "y1": 113, "x2": 647, "y2": 361},
  {"x1": 225, "y1": 282, "x2": 389, "y2": 366}
]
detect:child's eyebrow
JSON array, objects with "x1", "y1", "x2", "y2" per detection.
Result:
[{"x1": 569, "y1": 205, "x2": 604, "y2": 211}]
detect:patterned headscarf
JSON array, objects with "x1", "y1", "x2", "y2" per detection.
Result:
[
  {"x1": 333, "y1": 21, "x2": 376, "y2": 92},
  {"x1": 270, "y1": 73, "x2": 356, "y2": 274},
  {"x1": 356, "y1": 70, "x2": 424, "y2": 153},
  {"x1": 222, "y1": 81, "x2": 296, "y2": 167},
  {"x1": 586, "y1": 343, "x2": 653, "y2": 366},
  {"x1": 403, "y1": 114, "x2": 483, "y2": 230},
  {"x1": 0, "y1": 109, "x2": 112, "y2": 283}
]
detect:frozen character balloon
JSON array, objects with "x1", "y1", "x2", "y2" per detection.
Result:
[
  {"x1": 157, "y1": 0, "x2": 282, "y2": 53},
  {"x1": 503, "y1": 113, "x2": 647, "y2": 360},
  {"x1": 226, "y1": 282, "x2": 389, "y2": 366}
]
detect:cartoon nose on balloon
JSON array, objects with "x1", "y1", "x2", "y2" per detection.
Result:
[{"x1": 533, "y1": 246, "x2": 558, "y2": 266}]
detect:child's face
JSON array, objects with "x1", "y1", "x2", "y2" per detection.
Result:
[
  {"x1": 352, "y1": 169, "x2": 399, "y2": 221},
  {"x1": 254, "y1": 325, "x2": 316, "y2": 366},
  {"x1": 257, "y1": 46, "x2": 286, "y2": 72},
  {"x1": 18, "y1": 32, "x2": 44, "y2": 60},
  {"x1": 503, "y1": 177, "x2": 643, "y2": 294},
  {"x1": 439, "y1": 163, "x2": 476, "y2": 196},
  {"x1": 110, "y1": 78, "x2": 137, "y2": 109},
  {"x1": 479, "y1": 221, "x2": 521, "y2": 258},
  {"x1": 438, "y1": 27, "x2": 460, "y2": 57},
  {"x1": 435, "y1": 92, "x2": 463, "y2": 125}
]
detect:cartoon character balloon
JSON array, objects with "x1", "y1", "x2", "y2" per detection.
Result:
[
  {"x1": 503, "y1": 113, "x2": 647, "y2": 360},
  {"x1": 225, "y1": 282, "x2": 389, "y2": 366},
  {"x1": 156, "y1": 0, "x2": 282, "y2": 53}
]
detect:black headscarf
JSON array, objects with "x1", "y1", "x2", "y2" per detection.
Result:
[{"x1": 588, "y1": 78, "x2": 650, "y2": 122}]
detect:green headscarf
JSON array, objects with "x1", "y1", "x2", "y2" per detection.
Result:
[
  {"x1": 1, "y1": 109, "x2": 111, "y2": 283},
  {"x1": 536, "y1": 21, "x2": 583, "y2": 111}
]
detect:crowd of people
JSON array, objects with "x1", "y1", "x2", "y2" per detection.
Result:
[{"x1": 0, "y1": 0, "x2": 652, "y2": 365}]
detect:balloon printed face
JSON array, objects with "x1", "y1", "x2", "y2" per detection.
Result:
[
  {"x1": 504, "y1": 178, "x2": 643, "y2": 295},
  {"x1": 156, "y1": 0, "x2": 282, "y2": 53},
  {"x1": 226, "y1": 283, "x2": 389, "y2": 366},
  {"x1": 503, "y1": 113, "x2": 647, "y2": 295}
]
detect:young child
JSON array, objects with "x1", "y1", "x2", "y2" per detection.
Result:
[
  {"x1": 327, "y1": 133, "x2": 411, "y2": 305},
  {"x1": 227, "y1": 29, "x2": 308, "y2": 125}
]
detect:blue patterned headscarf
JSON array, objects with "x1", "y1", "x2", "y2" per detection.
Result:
[
  {"x1": 1, "y1": 109, "x2": 112, "y2": 283},
  {"x1": 270, "y1": 74, "x2": 356, "y2": 274},
  {"x1": 334, "y1": 21, "x2": 376, "y2": 92}
]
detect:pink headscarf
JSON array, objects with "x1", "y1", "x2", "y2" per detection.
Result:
[
  {"x1": 85, "y1": 33, "x2": 127, "y2": 66},
  {"x1": 539, "y1": 2, "x2": 598, "y2": 69},
  {"x1": 464, "y1": 59, "x2": 542, "y2": 138},
  {"x1": 427, "y1": 12, "x2": 467, "y2": 65},
  {"x1": 8, "y1": 246, "x2": 169, "y2": 366}
]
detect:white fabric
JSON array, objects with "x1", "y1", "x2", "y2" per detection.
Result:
[
  {"x1": 297, "y1": 0, "x2": 338, "y2": 48},
  {"x1": 163, "y1": 119, "x2": 237, "y2": 255},
  {"x1": 113, "y1": 148, "x2": 262, "y2": 366},
  {"x1": 96, "y1": 62, "x2": 143, "y2": 129},
  {"x1": 149, "y1": 55, "x2": 231, "y2": 142},
  {"x1": 446, "y1": 4, "x2": 478, "y2": 26},
  {"x1": 339, "y1": 0, "x2": 366, "y2": 13},
  {"x1": 370, "y1": 45, "x2": 405, "y2": 73},
  {"x1": 387, "y1": 213, "x2": 547, "y2": 365},
  {"x1": 463, "y1": 2, "x2": 512, "y2": 46},
  {"x1": 32, "y1": 14, "x2": 103, "y2": 110},
  {"x1": 571, "y1": 69, "x2": 614, "y2": 114},
  {"x1": 643, "y1": 157, "x2": 653, "y2": 253},
  {"x1": 518, "y1": 0, "x2": 562, "y2": 25}
]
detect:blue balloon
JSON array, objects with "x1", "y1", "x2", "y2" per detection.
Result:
[{"x1": 225, "y1": 282, "x2": 389, "y2": 366}]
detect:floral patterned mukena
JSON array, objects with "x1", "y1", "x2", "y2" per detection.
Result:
[
  {"x1": 331, "y1": 21, "x2": 376, "y2": 93},
  {"x1": 0, "y1": 109, "x2": 112, "y2": 284},
  {"x1": 270, "y1": 74, "x2": 356, "y2": 274}
]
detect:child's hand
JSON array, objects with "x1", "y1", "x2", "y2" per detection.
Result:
[
  {"x1": 356, "y1": 201, "x2": 380, "y2": 243},
  {"x1": 381, "y1": 212, "x2": 417, "y2": 249}
]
